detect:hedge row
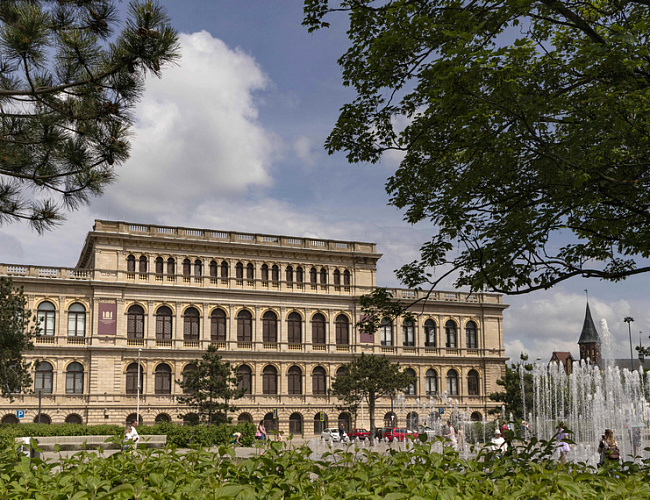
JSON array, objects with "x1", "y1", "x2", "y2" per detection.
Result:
[{"x1": 0, "y1": 422, "x2": 255, "y2": 449}]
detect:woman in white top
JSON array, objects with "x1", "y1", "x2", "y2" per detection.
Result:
[{"x1": 123, "y1": 419, "x2": 140, "y2": 450}]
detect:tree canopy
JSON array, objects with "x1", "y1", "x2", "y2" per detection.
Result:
[
  {"x1": 0, "y1": 277, "x2": 39, "y2": 399},
  {"x1": 304, "y1": 0, "x2": 650, "y2": 295},
  {"x1": 0, "y1": 0, "x2": 179, "y2": 233},
  {"x1": 489, "y1": 354, "x2": 534, "y2": 421},
  {"x1": 330, "y1": 353, "x2": 413, "y2": 444},
  {"x1": 176, "y1": 345, "x2": 245, "y2": 425}
]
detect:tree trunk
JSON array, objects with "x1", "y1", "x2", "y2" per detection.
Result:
[{"x1": 369, "y1": 395, "x2": 376, "y2": 446}]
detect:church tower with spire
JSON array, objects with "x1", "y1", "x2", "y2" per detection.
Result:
[{"x1": 578, "y1": 302, "x2": 601, "y2": 364}]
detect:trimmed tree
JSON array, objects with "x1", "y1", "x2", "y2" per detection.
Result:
[
  {"x1": 0, "y1": 0, "x2": 179, "y2": 232},
  {"x1": 489, "y1": 354, "x2": 534, "y2": 421},
  {"x1": 0, "y1": 277, "x2": 39, "y2": 399},
  {"x1": 176, "y1": 345, "x2": 245, "y2": 425},
  {"x1": 330, "y1": 353, "x2": 413, "y2": 445}
]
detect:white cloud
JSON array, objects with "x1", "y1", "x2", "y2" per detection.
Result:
[
  {"x1": 293, "y1": 136, "x2": 317, "y2": 166},
  {"x1": 101, "y1": 31, "x2": 279, "y2": 219}
]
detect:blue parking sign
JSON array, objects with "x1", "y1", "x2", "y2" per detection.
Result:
[
  {"x1": 16, "y1": 410, "x2": 24, "y2": 419},
  {"x1": 438, "y1": 408, "x2": 444, "y2": 415}
]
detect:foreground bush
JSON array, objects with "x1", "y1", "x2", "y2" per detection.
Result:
[
  {"x1": 0, "y1": 422, "x2": 255, "y2": 449},
  {"x1": 1, "y1": 439, "x2": 650, "y2": 499}
]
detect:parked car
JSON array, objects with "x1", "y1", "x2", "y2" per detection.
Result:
[
  {"x1": 320, "y1": 428, "x2": 341, "y2": 442},
  {"x1": 376, "y1": 427, "x2": 394, "y2": 440},
  {"x1": 385, "y1": 428, "x2": 416, "y2": 442},
  {"x1": 347, "y1": 428, "x2": 371, "y2": 441}
]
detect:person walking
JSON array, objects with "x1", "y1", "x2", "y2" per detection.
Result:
[
  {"x1": 255, "y1": 420, "x2": 267, "y2": 443},
  {"x1": 598, "y1": 429, "x2": 620, "y2": 466},
  {"x1": 123, "y1": 419, "x2": 139, "y2": 451},
  {"x1": 555, "y1": 422, "x2": 570, "y2": 463}
]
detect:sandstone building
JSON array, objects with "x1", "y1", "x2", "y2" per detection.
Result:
[{"x1": 0, "y1": 220, "x2": 507, "y2": 434}]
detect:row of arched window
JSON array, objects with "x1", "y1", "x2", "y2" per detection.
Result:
[
  {"x1": 126, "y1": 306, "x2": 351, "y2": 345},
  {"x1": 380, "y1": 318, "x2": 478, "y2": 348},
  {"x1": 36, "y1": 301, "x2": 87, "y2": 337},
  {"x1": 117, "y1": 363, "x2": 481, "y2": 397},
  {"x1": 126, "y1": 255, "x2": 352, "y2": 285}
]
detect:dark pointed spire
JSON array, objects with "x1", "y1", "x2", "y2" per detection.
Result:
[{"x1": 578, "y1": 302, "x2": 600, "y2": 345}]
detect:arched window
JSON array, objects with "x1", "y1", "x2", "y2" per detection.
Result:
[
  {"x1": 139, "y1": 255, "x2": 147, "y2": 273},
  {"x1": 183, "y1": 307, "x2": 200, "y2": 341},
  {"x1": 37, "y1": 301, "x2": 56, "y2": 336},
  {"x1": 238, "y1": 365, "x2": 252, "y2": 395},
  {"x1": 181, "y1": 364, "x2": 196, "y2": 394},
  {"x1": 262, "y1": 365, "x2": 277, "y2": 395},
  {"x1": 424, "y1": 319, "x2": 436, "y2": 347},
  {"x1": 296, "y1": 266, "x2": 304, "y2": 283},
  {"x1": 286, "y1": 265, "x2": 293, "y2": 283},
  {"x1": 445, "y1": 320, "x2": 457, "y2": 348},
  {"x1": 167, "y1": 257, "x2": 175, "y2": 275},
  {"x1": 183, "y1": 259, "x2": 191, "y2": 276},
  {"x1": 66, "y1": 362, "x2": 84, "y2": 394},
  {"x1": 262, "y1": 311, "x2": 278, "y2": 343},
  {"x1": 221, "y1": 261, "x2": 229, "y2": 278},
  {"x1": 380, "y1": 318, "x2": 393, "y2": 346},
  {"x1": 246, "y1": 263, "x2": 254, "y2": 280},
  {"x1": 67, "y1": 303, "x2": 86, "y2": 337},
  {"x1": 466, "y1": 321, "x2": 478, "y2": 349},
  {"x1": 127, "y1": 305, "x2": 144, "y2": 339},
  {"x1": 338, "y1": 412, "x2": 350, "y2": 432},
  {"x1": 468, "y1": 369, "x2": 480, "y2": 395},
  {"x1": 34, "y1": 414, "x2": 51, "y2": 424},
  {"x1": 320, "y1": 268, "x2": 327, "y2": 284},
  {"x1": 194, "y1": 259, "x2": 202, "y2": 277},
  {"x1": 126, "y1": 413, "x2": 143, "y2": 425},
  {"x1": 155, "y1": 413, "x2": 171, "y2": 423},
  {"x1": 471, "y1": 411, "x2": 483, "y2": 422},
  {"x1": 404, "y1": 368, "x2": 416, "y2": 395},
  {"x1": 310, "y1": 267, "x2": 317, "y2": 284},
  {"x1": 288, "y1": 366, "x2": 302, "y2": 395},
  {"x1": 1, "y1": 414, "x2": 19, "y2": 424},
  {"x1": 335, "y1": 315, "x2": 349, "y2": 345},
  {"x1": 237, "y1": 310, "x2": 252, "y2": 342},
  {"x1": 333, "y1": 269, "x2": 341, "y2": 285},
  {"x1": 209, "y1": 260, "x2": 218, "y2": 277},
  {"x1": 155, "y1": 363, "x2": 172, "y2": 395},
  {"x1": 289, "y1": 413, "x2": 303, "y2": 434},
  {"x1": 65, "y1": 414, "x2": 83, "y2": 424},
  {"x1": 384, "y1": 411, "x2": 396, "y2": 428},
  {"x1": 155, "y1": 257, "x2": 164, "y2": 275},
  {"x1": 35, "y1": 361, "x2": 53, "y2": 394},
  {"x1": 314, "y1": 412, "x2": 328, "y2": 434},
  {"x1": 287, "y1": 312, "x2": 302, "y2": 344},
  {"x1": 447, "y1": 369, "x2": 459, "y2": 396},
  {"x1": 343, "y1": 270, "x2": 351, "y2": 286},
  {"x1": 312, "y1": 366, "x2": 326, "y2": 395},
  {"x1": 425, "y1": 369, "x2": 438, "y2": 395},
  {"x1": 127, "y1": 255, "x2": 135, "y2": 272},
  {"x1": 264, "y1": 412, "x2": 276, "y2": 432},
  {"x1": 406, "y1": 411, "x2": 419, "y2": 430},
  {"x1": 402, "y1": 320, "x2": 415, "y2": 346},
  {"x1": 336, "y1": 366, "x2": 346, "y2": 378},
  {"x1": 312, "y1": 313, "x2": 326, "y2": 345},
  {"x1": 211, "y1": 309, "x2": 226, "y2": 342},
  {"x1": 261, "y1": 264, "x2": 269, "y2": 282},
  {"x1": 236, "y1": 262, "x2": 244, "y2": 279},
  {"x1": 156, "y1": 306, "x2": 173, "y2": 340},
  {"x1": 271, "y1": 265, "x2": 279, "y2": 282},
  {"x1": 126, "y1": 363, "x2": 143, "y2": 394},
  {"x1": 238, "y1": 412, "x2": 253, "y2": 423}
]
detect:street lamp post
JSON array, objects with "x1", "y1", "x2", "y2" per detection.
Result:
[
  {"x1": 136, "y1": 348, "x2": 142, "y2": 423},
  {"x1": 625, "y1": 317, "x2": 635, "y2": 370},
  {"x1": 639, "y1": 331, "x2": 645, "y2": 365}
]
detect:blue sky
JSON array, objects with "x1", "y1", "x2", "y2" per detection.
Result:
[{"x1": 1, "y1": 1, "x2": 649, "y2": 363}]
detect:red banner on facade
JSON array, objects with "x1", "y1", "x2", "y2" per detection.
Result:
[{"x1": 98, "y1": 303, "x2": 117, "y2": 335}]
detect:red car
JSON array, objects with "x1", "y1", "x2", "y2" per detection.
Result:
[
  {"x1": 385, "y1": 428, "x2": 416, "y2": 442},
  {"x1": 347, "y1": 428, "x2": 371, "y2": 441}
]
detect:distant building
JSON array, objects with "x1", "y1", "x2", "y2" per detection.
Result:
[
  {"x1": 549, "y1": 352, "x2": 574, "y2": 375},
  {"x1": 578, "y1": 302, "x2": 601, "y2": 364}
]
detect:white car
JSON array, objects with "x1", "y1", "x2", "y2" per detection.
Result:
[{"x1": 320, "y1": 428, "x2": 341, "y2": 442}]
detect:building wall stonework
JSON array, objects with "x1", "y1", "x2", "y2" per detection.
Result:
[{"x1": 0, "y1": 220, "x2": 508, "y2": 432}]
